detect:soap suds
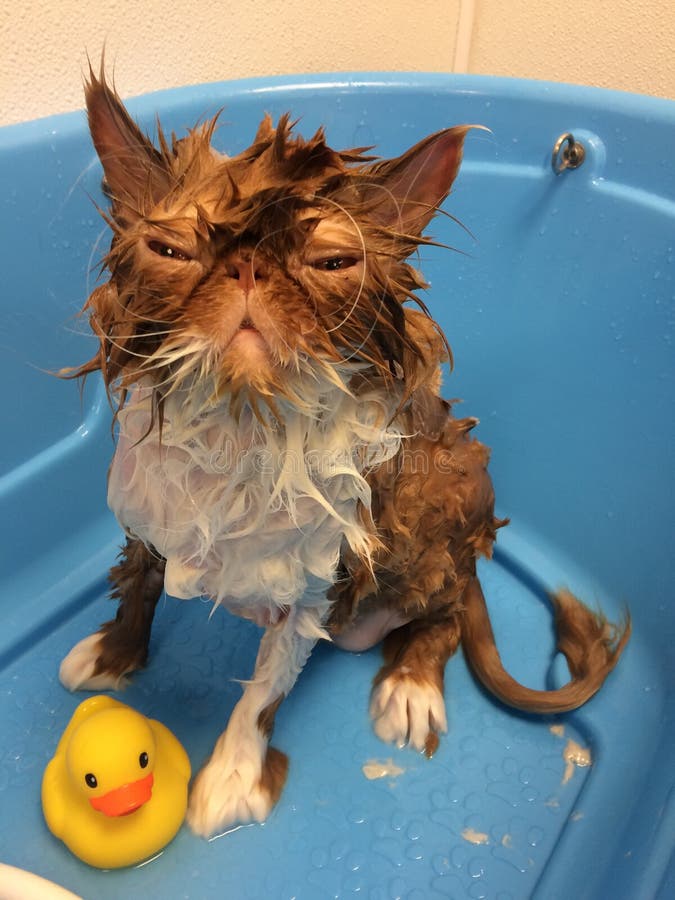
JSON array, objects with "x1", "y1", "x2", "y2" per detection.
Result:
[
  {"x1": 562, "y1": 738, "x2": 592, "y2": 784},
  {"x1": 549, "y1": 724, "x2": 566, "y2": 738},
  {"x1": 461, "y1": 827, "x2": 489, "y2": 845},
  {"x1": 362, "y1": 758, "x2": 405, "y2": 780}
]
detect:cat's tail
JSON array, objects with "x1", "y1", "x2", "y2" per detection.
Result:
[{"x1": 461, "y1": 577, "x2": 631, "y2": 713}]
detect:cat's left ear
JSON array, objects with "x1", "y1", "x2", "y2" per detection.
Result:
[
  {"x1": 85, "y1": 67, "x2": 171, "y2": 221},
  {"x1": 361, "y1": 125, "x2": 484, "y2": 234}
]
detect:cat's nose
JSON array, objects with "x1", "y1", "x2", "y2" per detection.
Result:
[{"x1": 225, "y1": 254, "x2": 269, "y2": 294}]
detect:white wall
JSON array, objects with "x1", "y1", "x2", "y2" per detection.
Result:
[
  {"x1": 470, "y1": 0, "x2": 674, "y2": 98},
  {"x1": 0, "y1": 0, "x2": 673, "y2": 126}
]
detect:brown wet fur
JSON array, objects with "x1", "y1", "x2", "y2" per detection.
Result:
[
  {"x1": 258, "y1": 747, "x2": 289, "y2": 808},
  {"x1": 257, "y1": 698, "x2": 289, "y2": 806},
  {"x1": 460, "y1": 578, "x2": 632, "y2": 713},
  {"x1": 374, "y1": 613, "x2": 463, "y2": 757},
  {"x1": 328, "y1": 405, "x2": 505, "y2": 631},
  {"x1": 62, "y1": 70, "x2": 464, "y2": 423},
  {"x1": 257, "y1": 695, "x2": 286, "y2": 740},
  {"x1": 93, "y1": 537, "x2": 165, "y2": 679},
  {"x1": 70, "y1": 69, "x2": 630, "y2": 785},
  {"x1": 329, "y1": 403, "x2": 630, "y2": 721}
]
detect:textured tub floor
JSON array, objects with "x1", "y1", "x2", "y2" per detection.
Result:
[{"x1": 0, "y1": 555, "x2": 599, "y2": 899}]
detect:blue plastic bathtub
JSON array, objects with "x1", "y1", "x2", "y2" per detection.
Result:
[{"x1": 0, "y1": 73, "x2": 673, "y2": 899}]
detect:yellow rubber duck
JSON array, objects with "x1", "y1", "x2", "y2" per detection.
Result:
[{"x1": 42, "y1": 695, "x2": 191, "y2": 868}]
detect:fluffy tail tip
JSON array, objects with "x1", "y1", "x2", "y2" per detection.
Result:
[{"x1": 551, "y1": 589, "x2": 631, "y2": 681}]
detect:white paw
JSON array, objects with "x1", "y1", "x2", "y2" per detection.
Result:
[
  {"x1": 186, "y1": 729, "x2": 279, "y2": 838},
  {"x1": 187, "y1": 760, "x2": 274, "y2": 838},
  {"x1": 59, "y1": 633, "x2": 127, "y2": 692},
  {"x1": 370, "y1": 675, "x2": 448, "y2": 752}
]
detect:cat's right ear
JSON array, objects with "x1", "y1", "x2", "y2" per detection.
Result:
[
  {"x1": 85, "y1": 68, "x2": 170, "y2": 221},
  {"x1": 357, "y1": 125, "x2": 486, "y2": 236}
]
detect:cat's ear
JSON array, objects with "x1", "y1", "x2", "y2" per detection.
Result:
[
  {"x1": 85, "y1": 68, "x2": 171, "y2": 220},
  {"x1": 361, "y1": 125, "x2": 482, "y2": 234}
]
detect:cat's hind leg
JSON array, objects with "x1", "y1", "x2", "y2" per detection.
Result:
[
  {"x1": 369, "y1": 611, "x2": 461, "y2": 757},
  {"x1": 60, "y1": 538, "x2": 165, "y2": 691}
]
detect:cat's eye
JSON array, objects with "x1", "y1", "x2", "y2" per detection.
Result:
[
  {"x1": 311, "y1": 256, "x2": 359, "y2": 272},
  {"x1": 147, "y1": 239, "x2": 192, "y2": 262}
]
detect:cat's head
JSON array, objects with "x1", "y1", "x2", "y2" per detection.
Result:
[{"x1": 74, "y1": 70, "x2": 476, "y2": 416}]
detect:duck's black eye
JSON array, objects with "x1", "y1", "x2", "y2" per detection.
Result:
[
  {"x1": 139, "y1": 752, "x2": 149, "y2": 769},
  {"x1": 85, "y1": 773, "x2": 98, "y2": 789},
  {"x1": 147, "y1": 240, "x2": 192, "y2": 262}
]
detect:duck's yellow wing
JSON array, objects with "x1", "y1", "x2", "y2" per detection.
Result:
[{"x1": 41, "y1": 755, "x2": 69, "y2": 838}]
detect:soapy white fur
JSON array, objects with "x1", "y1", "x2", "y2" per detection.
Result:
[
  {"x1": 187, "y1": 603, "x2": 322, "y2": 834},
  {"x1": 107, "y1": 361, "x2": 403, "y2": 622}
]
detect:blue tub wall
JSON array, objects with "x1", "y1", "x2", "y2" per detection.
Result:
[
  {"x1": 0, "y1": 75, "x2": 673, "y2": 899},
  {"x1": 2, "y1": 73, "x2": 672, "y2": 646}
]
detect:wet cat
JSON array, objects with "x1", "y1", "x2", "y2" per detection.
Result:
[{"x1": 60, "y1": 70, "x2": 630, "y2": 837}]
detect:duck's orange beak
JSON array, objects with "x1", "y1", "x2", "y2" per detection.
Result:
[{"x1": 89, "y1": 772, "x2": 154, "y2": 817}]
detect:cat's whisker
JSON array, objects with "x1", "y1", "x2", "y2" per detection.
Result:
[
  {"x1": 108, "y1": 330, "x2": 179, "y2": 342},
  {"x1": 137, "y1": 352, "x2": 194, "y2": 381},
  {"x1": 110, "y1": 292, "x2": 186, "y2": 323},
  {"x1": 337, "y1": 301, "x2": 389, "y2": 366},
  {"x1": 61, "y1": 322, "x2": 101, "y2": 339},
  {"x1": 85, "y1": 226, "x2": 111, "y2": 295},
  {"x1": 99, "y1": 336, "x2": 159, "y2": 362},
  {"x1": 109, "y1": 296, "x2": 180, "y2": 324},
  {"x1": 48, "y1": 157, "x2": 106, "y2": 231},
  {"x1": 312, "y1": 196, "x2": 368, "y2": 337}
]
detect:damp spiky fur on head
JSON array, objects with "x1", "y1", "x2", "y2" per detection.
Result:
[{"x1": 65, "y1": 70, "x2": 472, "y2": 423}]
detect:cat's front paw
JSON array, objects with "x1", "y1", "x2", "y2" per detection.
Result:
[
  {"x1": 370, "y1": 674, "x2": 448, "y2": 757},
  {"x1": 59, "y1": 633, "x2": 128, "y2": 692},
  {"x1": 187, "y1": 744, "x2": 288, "y2": 838}
]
